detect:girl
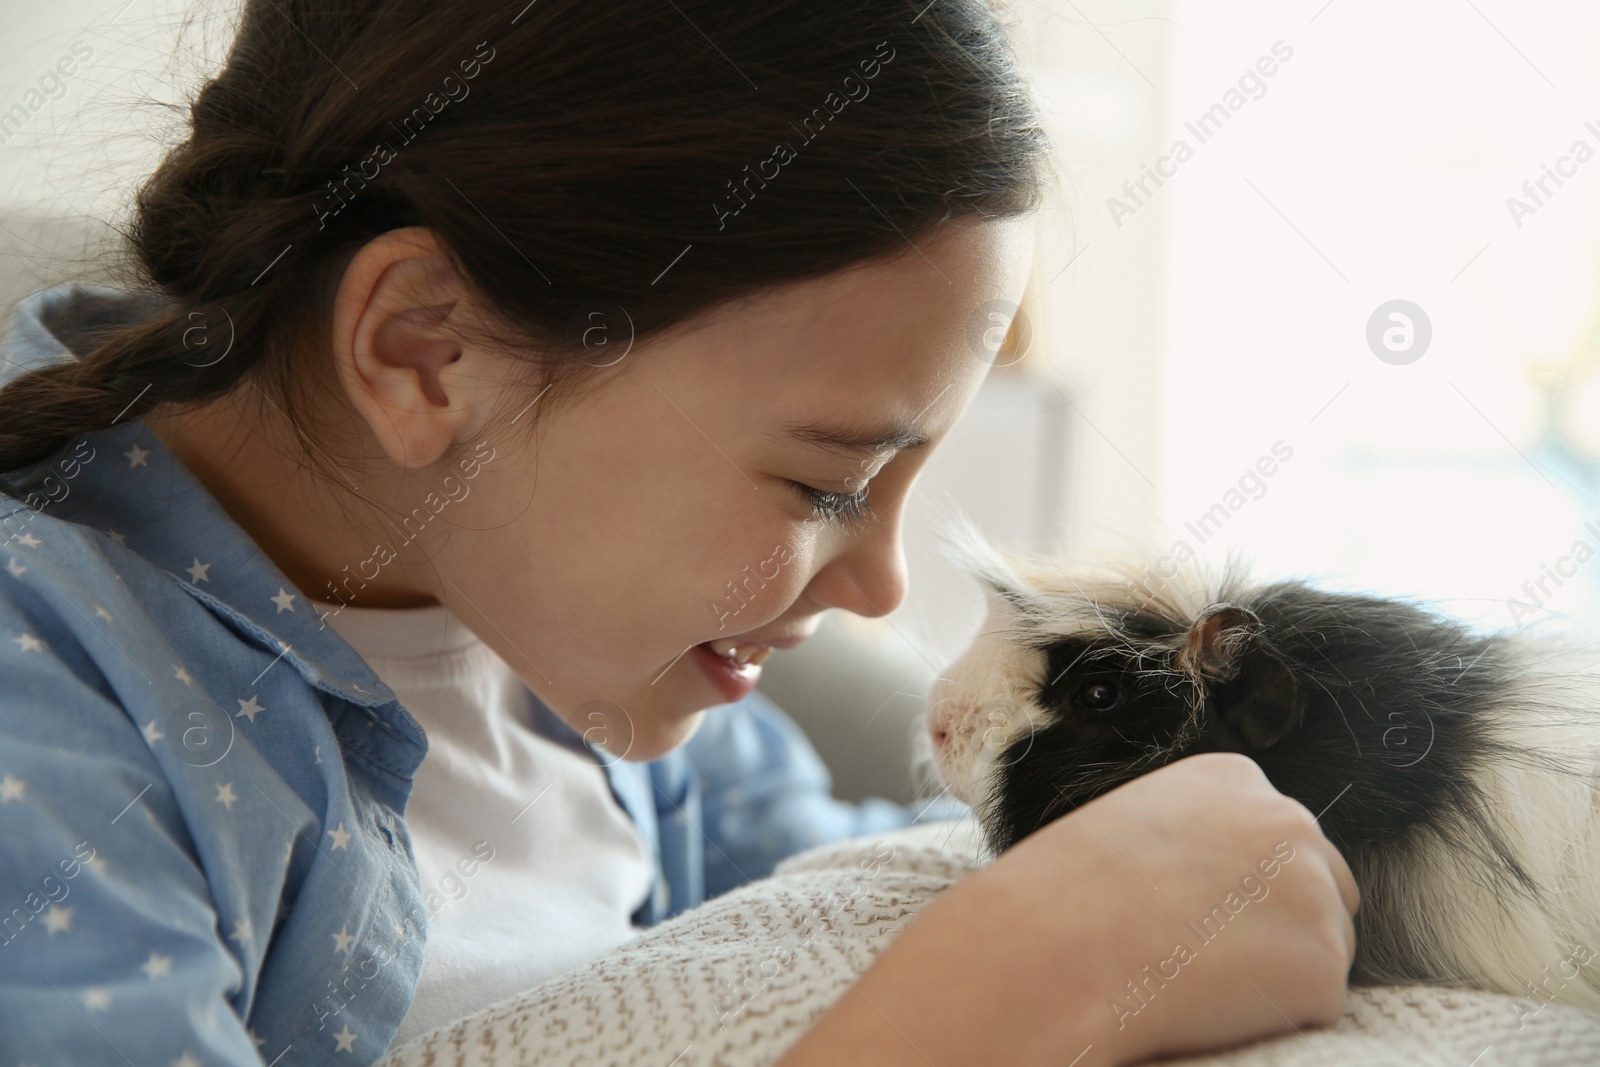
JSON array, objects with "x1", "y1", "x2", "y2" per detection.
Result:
[{"x1": 0, "y1": 1, "x2": 1359, "y2": 1065}]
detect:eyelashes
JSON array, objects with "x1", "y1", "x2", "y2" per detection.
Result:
[{"x1": 790, "y1": 481, "x2": 875, "y2": 529}]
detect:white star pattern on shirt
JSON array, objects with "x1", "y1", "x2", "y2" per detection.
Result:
[
  {"x1": 0, "y1": 774, "x2": 24, "y2": 801},
  {"x1": 14, "y1": 532, "x2": 40, "y2": 549},
  {"x1": 186, "y1": 558, "x2": 212, "y2": 583},
  {"x1": 141, "y1": 951, "x2": 172, "y2": 978},
  {"x1": 215, "y1": 782, "x2": 238, "y2": 810},
  {"x1": 83, "y1": 987, "x2": 111, "y2": 1010},
  {"x1": 85, "y1": 855, "x2": 106, "y2": 875},
  {"x1": 42, "y1": 905, "x2": 71, "y2": 934},
  {"x1": 5, "y1": 556, "x2": 24, "y2": 578},
  {"x1": 172, "y1": 1052, "x2": 201, "y2": 1067},
  {"x1": 392, "y1": 920, "x2": 406, "y2": 943},
  {"x1": 124, "y1": 443, "x2": 149, "y2": 468},
  {"x1": 248, "y1": 1029, "x2": 266, "y2": 1049},
  {"x1": 105, "y1": 528, "x2": 126, "y2": 546},
  {"x1": 331, "y1": 926, "x2": 354, "y2": 954},
  {"x1": 142, "y1": 720, "x2": 165, "y2": 744},
  {"x1": 326, "y1": 823, "x2": 352, "y2": 851},
  {"x1": 174, "y1": 664, "x2": 193, "y2": 686},
  {"x1": 270, "y1": 587, "x2": 297, "y2": 613},
  {"x1": 93, "y1": 605, "x2": 114, "y2": 623},
  {"x1": 236, "y1": 695, "x2": 264, "y2": 722},
  {"x1": 13, "y1": 632, "x2": 44, "y2": 653},
  {"x1": 231, "y1": 916, "x2": 253, "y2": 944},
  {"x1": 333, "y1": 1024, "x2": 357, "y2": 1053}
]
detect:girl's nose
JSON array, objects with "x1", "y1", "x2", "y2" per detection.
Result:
[{"x1": 804, "y1": 517, "x2": 909, "y2": 619}]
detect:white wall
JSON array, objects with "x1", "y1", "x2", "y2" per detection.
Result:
[
  {"x1": 0, "y1": 0, "x2": 243, "y2": 336},
  {"x1": 1010, "y1": 0, "x2": 1173, "y2": 567},
  {"x1": 1154, "y1": 0, "x2": 1600, "y2": 633},
  {"x1": 0, "y1": 0, "x2": 234, "y2": 215}
]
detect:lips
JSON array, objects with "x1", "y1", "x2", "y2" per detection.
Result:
[
  {"x1": 702, "y1": 638, "x2": 775, "y2": 667},
  {"x1": 690, "y1": 642, "x2": 765, "y2": 704},
  {"x1": 674, "y1": 625, "x2": 818, "y2": 705}
]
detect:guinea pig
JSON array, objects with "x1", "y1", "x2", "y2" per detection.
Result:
[{"x1": 922, "y1": 529, "x2": 1600, "y2": 1011}]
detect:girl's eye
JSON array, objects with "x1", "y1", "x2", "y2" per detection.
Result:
[{"x1": 790, "y1": 481, "x2": 875, "y2": 529}]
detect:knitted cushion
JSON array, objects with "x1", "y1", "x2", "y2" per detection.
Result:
[{"x1": 378, "y1": 818, "x2": 1600, "y2": 1066}]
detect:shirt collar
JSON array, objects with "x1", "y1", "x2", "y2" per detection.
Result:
[{"x1": 0, "y1": 282, "x2": 401, "y2": 709}]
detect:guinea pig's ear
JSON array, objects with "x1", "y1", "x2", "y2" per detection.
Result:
[
  {"x1": 1183, "y1": 605, "x2": 1300, "y2": 750},
  {"x1": 1180, "y1": 604, "x2": 1261, "y2": 680},
  {"x1": 1210, "y1": 652, "x2": 1301, "y2": 750}
]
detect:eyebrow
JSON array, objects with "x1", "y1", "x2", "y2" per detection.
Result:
[{"x1": 778, "y1": 420, "x2": 932, "y2": 455}]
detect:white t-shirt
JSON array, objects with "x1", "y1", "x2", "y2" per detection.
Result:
[{"x1": 315, "y1": 599, "x2": 655, "y2": 1049}]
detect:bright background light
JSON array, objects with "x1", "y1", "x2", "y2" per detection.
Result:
[{"x1": 1001, "y1": 0, "x2": 1600, "y2": 643}]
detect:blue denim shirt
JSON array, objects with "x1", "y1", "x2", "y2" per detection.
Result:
[{"x1": 0, "y1": 283, "x2": 967, "y2": 1067}]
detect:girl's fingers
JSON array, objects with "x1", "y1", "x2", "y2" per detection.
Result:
[
  {"x1": 1313, "y1": 834, "x2": 1361, "y2": 918},
  {"x1": 1305, "y1": 834, "x2": 1360, "y2": 966}
]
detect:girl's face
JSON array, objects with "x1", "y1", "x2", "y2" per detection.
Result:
[{"x1": 150, "y1": 216, "x2": 1036, "y2": 761}]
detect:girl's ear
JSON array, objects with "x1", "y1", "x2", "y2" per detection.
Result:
[{"x1": 331, "y1": 227, "x2": 497, "y2": 470}]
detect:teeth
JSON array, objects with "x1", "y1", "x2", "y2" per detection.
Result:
[{"x1": 706, "y1": 639, "x2": 773, "y2": 666}]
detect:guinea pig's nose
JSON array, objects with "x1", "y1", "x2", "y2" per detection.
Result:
[{"x1": 925, "y1": 702, "x2": 953, "y2": 751}]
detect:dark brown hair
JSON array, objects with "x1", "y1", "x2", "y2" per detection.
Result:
[{"x1": 0, "y1": 0, "x2": 1052, "y2": 498}]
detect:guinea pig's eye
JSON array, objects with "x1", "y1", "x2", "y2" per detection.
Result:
[{"x1": 1075, "y1": 677, "x2": 1121, "y2": 713}]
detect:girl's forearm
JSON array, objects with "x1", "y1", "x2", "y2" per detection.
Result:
[{"x1": 772, "y1": 877, "x2": 1132, "y2": 1067}]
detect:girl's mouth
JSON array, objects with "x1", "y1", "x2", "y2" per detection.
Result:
[{"x1": 689, "y1": 638, "x2": 774, "y2": 703}]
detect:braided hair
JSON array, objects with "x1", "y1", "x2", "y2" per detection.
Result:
[{"x1": 0, "y1": 0, "x2": 1054, "y2": 499}]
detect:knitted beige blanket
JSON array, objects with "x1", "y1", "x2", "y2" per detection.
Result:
[{"x1": 378, "y1": 819, "x2": 1600, "y2": 1067}]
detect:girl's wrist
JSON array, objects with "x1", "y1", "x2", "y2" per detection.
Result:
[{"x1": 944, "y1": 814, "x2": 1163, "y2": 1067}]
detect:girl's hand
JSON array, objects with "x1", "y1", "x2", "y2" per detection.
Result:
[{"x1": 778, "y1": 751, "x2": 1360, "y2": 1067}]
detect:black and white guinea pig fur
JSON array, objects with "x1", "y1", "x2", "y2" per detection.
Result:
[{"x1": 921, "y1": 531, "x2": 1600, "y2": 1010}]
